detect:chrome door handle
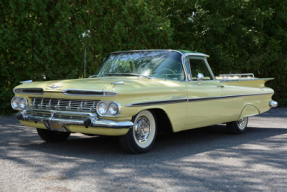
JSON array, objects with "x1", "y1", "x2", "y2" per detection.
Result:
[{"x1": 217, "y1": 85, "x2": 224, "y2": 88}]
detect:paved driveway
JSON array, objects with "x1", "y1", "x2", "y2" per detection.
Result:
[{"x1": 0, "y1": 108, "x2": 287, "y2": 192}]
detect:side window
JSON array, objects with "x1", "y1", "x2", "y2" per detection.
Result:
[
  {"x1": 152, "y1": 58, "x2": 185, "y2": 81},
  {"x1": 189, "y1": 59, "x2": 212, "y2": 80}
]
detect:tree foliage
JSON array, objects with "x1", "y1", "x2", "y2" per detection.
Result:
[
  {"x1": 165, "y1": 0, "x2": 287, "y2": 106},
  {"x1": 0, "y1": 0, "x2": 172, "y2": 114},
  {"x1": 0, "y1": 0, "x2": 286, "y2": 115}
]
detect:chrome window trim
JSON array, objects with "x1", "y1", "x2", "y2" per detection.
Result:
[
  {"x1": 203, "y1": 58, "x2": 216, "y2": 80},
  {"x1": 106, "y1": 50, "x2": 197, "y2": 82},
  {"x1": 110, "y1": 49, "x2": 209, "y2": 57},
  {"x1": 184, "y1": 55, "x2": 215, "y2": 81},
  {"x1": 62, "y1": 89, "x2": 118, "y2": 96},
  {"x1": 20, "y1": 80, "x2": 32, "y2": 83},
  {"x1": 97, "y1": 50, "x2": 209, "y2": 83},
  {"x1": 184, "y1": 59, "x2": 192, "y2": 80}
]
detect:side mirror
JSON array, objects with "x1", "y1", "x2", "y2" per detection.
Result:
[
  {"x1": 41, "y1": 74, "x2": 46, "y2": 80},
  {"x1": 197, "y1": 73, "x2": 204, "y2": 84}
]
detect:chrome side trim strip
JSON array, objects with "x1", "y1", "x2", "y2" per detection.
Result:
[
  {"x1": 188, "y1": 93, "x2": 272, "y2": 102},
  {"x1": 187, "y1": 96, "x2": 225, "y2": 102},
  {"x1": 126, "y1": 93, "x2": 273, "y2": 107},
  {"x1": 125, "y1": 99, "x2": 187, "y2": 107},
  {"x1": 226, "y1": 93, "x2": 272, "y2": 98}
]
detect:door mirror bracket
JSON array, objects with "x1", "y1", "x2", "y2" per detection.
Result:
[{"x1": 197, "y1": 73, "x2": 204, "y2": 84}]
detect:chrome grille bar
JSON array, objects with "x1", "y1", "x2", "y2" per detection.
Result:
[{"x1": 30, "y1": 97, "x2": 99, "y2": 113}]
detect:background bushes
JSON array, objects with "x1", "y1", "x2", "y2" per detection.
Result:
[{"x1": 0, "y1": 0, "x2": 286, "y2": 115}]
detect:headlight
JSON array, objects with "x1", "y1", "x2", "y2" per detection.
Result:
[
  {"x1": 108, "y1": 102, "x2": 118, "y2": 115},
  {"x1": 98, "y1": 102, "x2": 108, "y2": 115},
  {"x1": 11, "y1": 97, "x2": 28, "y2": 110},
  {"x1": 11, "y1": 97, "x2": 20, "y2": 110},
  {"x1": 97, "y1": 101, "x2": 120, "y2": 116},
  {"x1": 19, "y1": 98, "x2": 28, "y2": 110}
]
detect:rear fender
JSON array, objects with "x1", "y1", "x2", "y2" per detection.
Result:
[{"x1": 238, "y1": 104, "x2": 260, "y2": 120}]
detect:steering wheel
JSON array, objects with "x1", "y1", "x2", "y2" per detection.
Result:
[{"x1": 159, "y1": 68, "x2": 178, "y2": 76}]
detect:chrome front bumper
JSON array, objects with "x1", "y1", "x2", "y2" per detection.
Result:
[{"x1": 16, "y1": 110, "x2": 133, "y2": 130}]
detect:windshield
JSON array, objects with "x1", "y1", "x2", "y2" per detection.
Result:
[{"x1": 93, "y1": 51, "x2": 184, "y2": 81}]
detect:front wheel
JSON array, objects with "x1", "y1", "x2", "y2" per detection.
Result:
[
  {"x1": 119, "y1": 110, "x2": 157, "y2": 154},
  {"x1": 36, "y1": 128, "x2": 71, "y2": 142},
  {"x1": 226, "y1": 117, "x2": 248, "y2": 134}
]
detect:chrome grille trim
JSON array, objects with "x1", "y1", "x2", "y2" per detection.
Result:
[
  {"x1": 14, "y1": 88, "x2": 44, "y2": 95},
  {"x1": 62, "y1": 89, "x2": 118, "y2": 96},
  {"x1": 30, "y1": 97, "x2": 99, "y2": 113},
  {"x1": 27, "y1": 110, "x2": 90, "y2": 121}
]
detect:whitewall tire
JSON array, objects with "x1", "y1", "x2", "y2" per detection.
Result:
[
  {"x1": 119, "y1": 110, "x2": 157, "y2": 154},
  {"x1": 226, "y1": 117, "x2": 248, "y2": 134}
]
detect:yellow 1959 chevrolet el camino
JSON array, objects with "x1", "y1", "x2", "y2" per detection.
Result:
[{"x1": 11, "y1": 50, "x2": 278, "y2": 153}]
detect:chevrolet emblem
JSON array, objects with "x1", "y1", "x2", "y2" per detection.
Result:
[
  {"x1": 46, "y1": 83, "x2": 63, "y2": 90},
  {"x1": 48, "y1": 84, "x2": 62, "y2": 89}
]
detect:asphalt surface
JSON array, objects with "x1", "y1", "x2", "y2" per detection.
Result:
[{"x1": 0, "y1": 108, "x2": 287, "y2": 192}]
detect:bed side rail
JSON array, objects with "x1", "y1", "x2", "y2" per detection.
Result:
[{"x1": 219, "y1": 73, "x2": 255, "y2": 80}]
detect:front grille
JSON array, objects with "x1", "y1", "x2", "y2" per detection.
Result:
[
  {"x1": 29, "y1": 111, "x2": 51, "y2": 117},
  {"x1": 27, "y1": 111, "x2": 89, "y2": 120},
  {"x1": 30, "y1": 97, "x2": 99, "y2": 113}
]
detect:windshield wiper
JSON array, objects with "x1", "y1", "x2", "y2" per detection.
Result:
[
  {"x1": 103, "y1": 73, "x2": 151, "y2": 79},
  {"x1": 89, "y1": 75, "x2": 98, "y2": 78}
]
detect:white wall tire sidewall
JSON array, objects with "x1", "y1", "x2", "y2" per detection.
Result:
[
  {"x1": 133, "y1": 110, "x2": 156, "y2": 149},
  {"x1": 237, "y1": 117, "x2": 248, "y2": 131}
]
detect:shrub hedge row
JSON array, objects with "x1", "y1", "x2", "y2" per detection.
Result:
[{"x1": 1, "y1": 0, "x2": 286, "y2": 115}]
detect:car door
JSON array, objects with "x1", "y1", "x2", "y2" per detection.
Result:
[{"x1": 184, "y1": 56, "x2": 226, "y2": 127}]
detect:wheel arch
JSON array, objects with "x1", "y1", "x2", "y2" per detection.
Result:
[
  {"x1": 238, "y1": 104, "x2": 260, "y2": 120},
  {"x1": 150, "y1": 108, "x2": 174, "y2": 133},
  {"x1": 132, "y1": 108, "x2": 173, "y2": 134}
]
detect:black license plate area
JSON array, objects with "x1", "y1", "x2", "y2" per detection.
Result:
[{"x1": 43, "y1": 120, "x2": 69, "y2": 132}]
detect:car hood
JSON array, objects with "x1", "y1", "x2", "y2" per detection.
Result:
[{"x1": 14, "y1": 77, "x2": 184, "y2": 93}]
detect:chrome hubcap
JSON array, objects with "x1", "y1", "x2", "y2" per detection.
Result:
[
  {"x1": 134, "y1": 116, "x2": 150, "y2": 143},
  {"x1": 237, "y1": 117, "x2": 247, "y2": 130}
]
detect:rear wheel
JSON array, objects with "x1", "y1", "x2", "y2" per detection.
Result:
[
  {"x1": 119, "y1": 110, "x2": 157, "y2": 154},
  {"x1": 226, "y1": 117, "x2": 248, "y2": 134},
  {"x1": 36, "y1": 128, "x2": 70, "y2": 142}
]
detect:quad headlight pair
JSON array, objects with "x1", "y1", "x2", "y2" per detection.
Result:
[
  {"x1": 11, "y1": 97, "x2": 28, "y2": 110},
  {"x1": 97, "y1": 101, "x2": 121, "y2": 116}
]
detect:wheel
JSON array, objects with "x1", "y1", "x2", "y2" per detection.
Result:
[
  {"x1": 36, "y1": 128, "x2": 71, "y2": 142},
  {"x1": 226, "y1": 117, "x2": 248, "y2": 134},
  {"x1": 119, "y1": 110, "x2": 157, "y2": 154}
]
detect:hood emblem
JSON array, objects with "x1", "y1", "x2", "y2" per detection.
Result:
[
  {"x1": 111, "y1": 81, "x2": 124, "y2": 85},
  {"x1": 47, "y1": 84, "x2": 62, "y2": 90}
]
